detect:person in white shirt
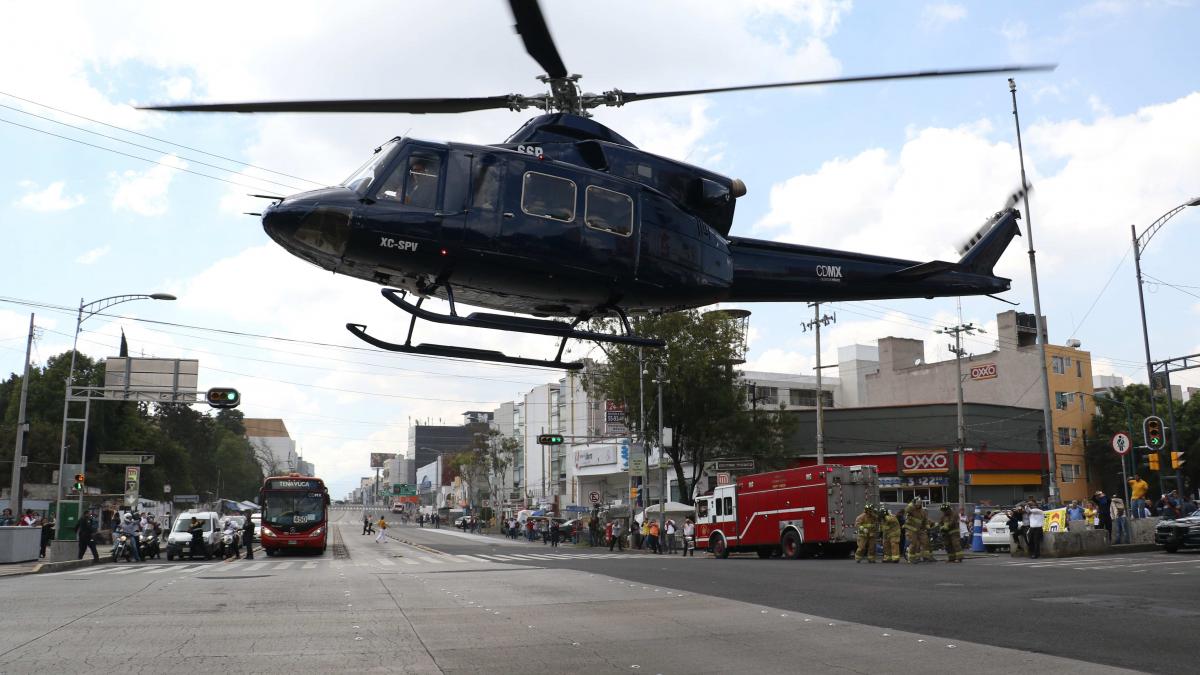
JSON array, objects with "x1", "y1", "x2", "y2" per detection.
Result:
[
  {"x1": 665, "y1": 519, "x2": 678, "y2": 554},
  {"x1": 1025, "y1": 500, "x2": 1045, "y2": 559},
  {"x1": 682, "y1": 518, "x2": 696, "y2": 557}
]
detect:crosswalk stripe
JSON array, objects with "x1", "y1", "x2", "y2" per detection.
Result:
[
  {"x1": 398, "y1": 558, "x2": 419, "y2": 565},
  {"x1": 146, "y1": 565, "x2": 177, "y2": 574},
  {"x1": 502, "y1": 554, "x2": 540, "y2": 560},
  {"x1": 302, "y1": 561, "x2": 318, "y2": 569},
  {"x1": 244, "y1": 562, "x2": 267, "y2": 571},
  {"x1": 443, "y1": 555, "x2": 469, "y2": 563},
  {"x1": 111, "y1": 566, "x2": 148, "y2": 575},
  {"x1": 521, "y1": 554, "x2": 558, "y2": 560},
  {"x1": 272, "y1": 562, "x2": 293, "y2": 570},
  {"x1": 484, "y1": 554, "x2": 520, "y2": 561},
  {"x1": 412, "y1": 556, "x2": 446, "y2": 564},
  {"x1": 75, "y1": 566, "x2": 116, "y2": 575},
  {"x1": 455, "y1": 555, "x2": 488, "y2": 562},
  {"x1": 376, "y1": 559, "x2": 396, "y2": 566}
]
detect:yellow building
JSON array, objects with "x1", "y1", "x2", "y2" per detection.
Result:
[{"x1": 1045, "y1": 344, "x2": 1095, "y2": 503}]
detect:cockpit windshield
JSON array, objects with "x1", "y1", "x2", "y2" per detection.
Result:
[{"x1": 342, "y1": 141, "x2": 399, "y2": 194}]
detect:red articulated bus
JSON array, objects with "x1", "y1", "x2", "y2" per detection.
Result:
[
  {"x1": 694, "y1": 464, "x2": 878, "y2": 559},
  {"x1": 258, "y1": 473, "x2": 331, "y2": 556}
]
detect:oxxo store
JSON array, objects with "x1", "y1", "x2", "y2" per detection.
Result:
[{"x1": 797, "y1": 447, "x2": 1046, "y2": 505}]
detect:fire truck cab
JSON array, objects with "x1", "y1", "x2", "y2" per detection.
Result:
[{"x1": 695, "y1": 464, "x2": 878, "y2": 559}]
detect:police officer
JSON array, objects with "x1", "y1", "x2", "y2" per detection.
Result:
[
  {"x1": 188, "y1": 516, "x2": 208, "y2": 560},
  {"x1": 853, "y1": 503, "x2": 879, "y2": 563},
  {"x1": 938, "y1": 504, "x2": 964, "y2": 563},
  {"x1": 903, "y1": 498, "x2": 934, "y2": 563},
  {"x1": 242, "y1": 510, "x2": 255, "y2": 560},
  {"x1": 76, "y1": 510, "x2": 100, "y2": 561},
  {"x1": 880, "y1": 506, "x2": 902, "y2": 563}
]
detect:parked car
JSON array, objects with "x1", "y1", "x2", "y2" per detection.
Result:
[
  {"x1": 1156, "y1": 512, "x2": 1200, "y2": 553},
  {"x1": 981, "y1": 512, "x2": 1012, "y2": 552},
  {"x1": 251, "y1": 513, "x2": 261, "y2": 539}
]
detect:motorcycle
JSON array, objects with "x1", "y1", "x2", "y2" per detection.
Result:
[
  {"x1": 111, "y1": 533, "x2": 134, "y2": 562},
  {"x1": 138, "y1": 530, "x2": 161, "y2": 560},
  {"x1": 220, "y1": 529, "x2": 241, "y2": 558}
]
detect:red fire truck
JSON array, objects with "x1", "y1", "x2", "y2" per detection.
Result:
[{"x1": 694, "y1": 464, "x2": 878, "y2": 559}]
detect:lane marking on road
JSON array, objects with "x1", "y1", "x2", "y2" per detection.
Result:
[
  {"x1": 442, "y1": 555, "x2": 469, "y2": 564},
  {"x1": 397, "y1": 557, "x2": 419, "y2": 565},
  {"x1": 146, "y1": 565, "x2": 178, "y2": 574},
  {"x1": 502, "y1": 554, "x2": 541, "y2": 560},
  {"x1": 173, "y1": 564, "x2": 205, "y2": 573},
  {"x1": 1074, "y1": 559, "x2": 1197, "y2": 570},
  {"x1": 376, "y1": 559, "x2": 396, "y2": 567},
  {"x1": 272, "y1": 562, "x2": 293, "y2": 570},
  {"x1": 454, "y1": 555, "x2": 489, "y2": 562},
  {"x1": 244, "y1": 562, "x2": 267, "y2": 571},
  {"x1": 110, "y1": 566, "x2": 146, "y2": 575},
  {"x1": 74, "y1": 566, "x2": 117, "y2": 576},
  {"x1": 483, "y1": 554, "x2": 520, "y2": 561},
  {"x1": 1008, "y1": 557, "x2": 1133, "y2": 567},
  {"x1": 476, "y1": 554, "x2": 510, "y2": 561},
  {"x1": 302, "y1": 561, "x2": 318, "y2": 569},
  {"x1": 519, "y1": 554, "x2": 559, "y2": 560},
  {"x1": 412, "y1": 556, "x2": 446, "y2": 564}
]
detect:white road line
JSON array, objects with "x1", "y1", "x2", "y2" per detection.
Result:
[
  {"x1": 412, "y1": 556, "x2": 446, "y2": 564},
  {"x1": 397, "y1": 558, "x2": 419, "y2": 565},
  {"x1": 110, "y1": 566, "x2": 145, "y2": 575},
  {"x1": 272, "y1": 562, "x2": 293, "y2": 570},
  {"x1": 302, "y1": 561, "x2": 318, "y2": 569},
  {"x1": 442, "y1": 555, "x2": 469, "y2": 564},
  {"x1": 146, "y1": 565, "x2": 177, "y2": 574},
  {"x1": 376, "y1": 559, "x2": 396, "y2": 567},
  {"x1": 484, "y1": 555, "x2": 520, "y2": 561},
  {"x1": 1075, "y1": 559, "x2": 1198, "y2": 570},
  {"x1": 74, "y1": 567, "x2": 117, "y2": 576},
  {"x1": 502, "y1": 554, "x2": 540, "y2": 560},
  {"x1": 244, "y1": 562, "x2": 267, "y2": 571},
  {"x1": 520, "y1": 554, "x2": 558, "y2": 560},
  {"x1": 454, "y1": 555, "x2": 489, "y2": 562}
]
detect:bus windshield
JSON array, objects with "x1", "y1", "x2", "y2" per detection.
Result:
[{"x1": 263, "y1": 492, "x2": 326, "y2": 528}]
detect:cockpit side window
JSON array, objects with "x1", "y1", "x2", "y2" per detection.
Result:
[{"x1": 378, "y1": 154, "x2": 442, "y2": 209}]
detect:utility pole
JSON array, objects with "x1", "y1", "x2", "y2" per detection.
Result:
[
  {"x1": 8, "y1": 313, "x2": 34, "y2": 517},
  {"x1": 1009, "y1": 78, "x2": 1058, "y2": 503},
  {"x1": 938, "y1": 320, "x2": 983, "y2": 516},
  {"x1": 637, "y1": 348, "x2": 646, "y2": 535},
  {"x1": 654, "y1": 364, "x2": 670, "y2": 543},
  {"x1": 802, "y1": 303, "x2": 836, "y2": 463}
]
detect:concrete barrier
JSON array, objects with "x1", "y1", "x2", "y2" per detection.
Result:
[
  {"x1": 1130, "y1": 518, "x2": 1158, "y2": 545},
  {"x1": 0, "y1": 526, "x2": 40, "y2": 563},
  {"x1": 1040, "y1": 528, "x2": 1110, "y2": 558}
]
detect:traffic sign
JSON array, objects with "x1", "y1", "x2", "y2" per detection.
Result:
[
  {"x1": 589, "y1": 491, "x2": 601, "y2": 504},
  {"x1": 163, "y1": 483, "x2": 172, "y2": 494},
  {"x1": 173, "y1": 494, "x2": 199, "y2": 502},
  {"x1": 1111, "y1": 432, "x2": 1131, "y2": 456},
  {"x1": 704, "y1": 458, "x2": 756, "y2": 473},
  {"x1": 125, "y1": 466, "x2": 141, "y2": 482},
  {"x1": 99, "y1": 453, "x2": 155, "y2": 465}
]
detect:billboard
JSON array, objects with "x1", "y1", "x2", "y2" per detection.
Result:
[
  {"x1": 103, "y1": 358, "x2": 198, "y2": 402},
  {"x1": 576, "y1": 445, "x2": 616, "y2": 468},
  {"x1": 604, "y1": 399, "x2": 628, "y2": 436},
  {"x1": 370, "y1": 452, "x2": 394, "y2": 469}
]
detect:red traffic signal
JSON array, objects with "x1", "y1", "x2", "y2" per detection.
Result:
[{"x1": 206, "y1": 387, "x2": 241, "y2": 409}]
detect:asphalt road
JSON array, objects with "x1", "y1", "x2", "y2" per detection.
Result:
[
  {"x1": 367, "y1": 508, "x2": 1199, "y2": 674},
  {"x1": 0, "y1": 506, "x2": 1180, "y2": 674}
]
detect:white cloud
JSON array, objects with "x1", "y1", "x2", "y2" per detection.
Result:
[
  {"x1": 1088, "y1": 94, "x2": 1112, "y2": 117},
  {"x1": 753, "y1": 93, "x2": 1200, "y2": 284},
  {"x1": 75, "y1": 245, "x2": 111, "y2": 264},
  {"x1": 15, "y1": 180, "x2": 85, "y2": 211},
  {"x1": 110, "y1": 154, "x2": 187, "y2": 216},
  {"x1": 921, "y1": 3, "x2": 967, "y2": 31}
]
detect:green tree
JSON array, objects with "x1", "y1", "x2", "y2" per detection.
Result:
[
  {"x1": 586, "y1": 310, "x2": 795, "y2": 504},
  {"x1": 1086, "y1": 384, "x2": 1198, "y2": 501}
]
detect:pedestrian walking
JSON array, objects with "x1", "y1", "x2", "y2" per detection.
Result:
[
  {"x1": 362, "y1": 512, "x2": 371, "y2": 535},
  {"x1": 39, "y1": 515, "x2": 56, "y2": 559},
  {"x1": 682, "y1": 518, "x2": 695, "y2": 556},
  {"x1": 609, "y1": 519, "x2": 624, "y2": 551},
  {"x1": 549, "y1": 520, "x2": 560, "y2": 547},
  {"x1": 375, "y1": 516, "x2": 388, "y2": 543},
  {"x1": 76, "y1": 510, "x2": 100, "y2": 561},
  {"x1": 1026, "y1": 500, "x2": 1045, "y2": 559}
]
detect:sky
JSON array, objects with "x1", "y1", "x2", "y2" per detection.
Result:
[{"x1": 3, "y1": 0, "x2": 1199, "y2": 499}]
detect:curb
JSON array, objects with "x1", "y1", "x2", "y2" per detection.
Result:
[{"x1": 31, "y1": 557, "x2": 109, "y2": 575}]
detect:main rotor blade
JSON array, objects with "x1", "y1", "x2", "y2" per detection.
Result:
[
  {"x1": 139, "y1": 96, "x2": 518, "y2": 115},
  {"x1": 509, "y1": 0, "x2": 568, "y2": 79},
  {"x1": 617, "y1": 64, "x2": 1057, "y2": 104}
]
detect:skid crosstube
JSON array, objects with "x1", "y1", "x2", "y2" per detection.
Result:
[
  {"x1": 346, "y1": 324, "x2": 585, "y2": 371},
  {"x1": 380, "y1": 288, "x2": 665, "y2": 348}
]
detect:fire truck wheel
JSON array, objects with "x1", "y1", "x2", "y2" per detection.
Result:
[
  {"x1": 781, "y1": 531, "x2": 802, "y2": 559},
  {"x1": 712, "y1": 535, "x2": 730, "y2": 559}
]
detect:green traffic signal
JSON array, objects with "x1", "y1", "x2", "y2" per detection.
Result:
[
  {"x1": 537, "y1": 434, "x2": 565, "y2": 445},
  {"x1": 1143, "y1": 416, "x2": 1164, "y2": 449},
  {"x1": 206, "y1": 387, "x2": 241, "y2": 409}
]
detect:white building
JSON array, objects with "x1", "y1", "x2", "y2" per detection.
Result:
[{"x1": 244, "y1": 419, "x2": 298, "y2": 476}]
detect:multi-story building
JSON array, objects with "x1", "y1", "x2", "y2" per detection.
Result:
[
  {"x1": 244, "y1": 419, "x2": 298, "y2": 477},
  {"x1": 857, "y1": 310, "x2": 1096, "y2": 503}
]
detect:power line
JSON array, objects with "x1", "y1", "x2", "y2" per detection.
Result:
[{"x1": 0, "y1": 90, "x2": 325, "y2": 187}]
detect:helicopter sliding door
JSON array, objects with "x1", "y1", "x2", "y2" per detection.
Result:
[
  {"x1": 496, "y1": 164, "x2": 581, "y2": 262},
  {"x1": 463, "y1": 153, "x2": 505, "y2": 246},
  {"x1": 579, "y1": 182, "x2": 637, "y2": 284}
]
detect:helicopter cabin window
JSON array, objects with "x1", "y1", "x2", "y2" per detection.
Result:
[
  {"x1": 377, "y1": 155, "x2": 441, "y2": 209},
  {"x1": 584, "y1": 186, "x2": 633, "y2": 236},
  {"x1": 521, "y1": 171, "x2": 576, "y2": 222}
]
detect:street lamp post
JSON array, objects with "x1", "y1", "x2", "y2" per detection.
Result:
[
  {"x1": 1132, "y1": 197, "x2": 1199, "y2": 495},
  {"x1": 54, "y1": 293, "x2": 175, "y2": 541}
]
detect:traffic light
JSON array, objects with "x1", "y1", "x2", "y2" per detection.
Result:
[
  {"x1": 1171, "y1": 452, "x2": 1185, "y2": 470},
  {"x1": 206, "y1": 387, "x2": 240, "y2": 409},
  {"x1": 1148, "y1": 453, "x2": 1160, "y2": 471},
  {"x1": 537, "y1": 434, "x2": 564, "y2": 445},
  {"x1": 1143, "y1": 416, "x2": 1164, "y2": 450},
  {"x1": 73, "y1": 473, "x2": 85, "y2": 492}
]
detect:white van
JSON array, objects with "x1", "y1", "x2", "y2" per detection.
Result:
[{"x1": 166, "y1": 511, "x2": 220, "y2": 560}]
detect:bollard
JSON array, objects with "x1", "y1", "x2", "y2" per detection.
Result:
[{"x1": 971, "y1": 505, "x2": 986, "y2": 552}]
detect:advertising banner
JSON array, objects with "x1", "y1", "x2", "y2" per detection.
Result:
[
  {"x1": 1043, "y1": 507, "x2": 1069, "y2": 532},
  {"x1": 370, "y1": 452, "x2": 393, "y2": 469},
  {"x1": 576, "y1": 446, "x2": 617, "y2": 468},
  {"x1": 604, "y1": 399, "x2": 628, "y2": 436}
]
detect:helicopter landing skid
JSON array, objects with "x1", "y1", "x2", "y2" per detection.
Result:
[{"x1": 346, "y1": 323, "x2": 584, "y2": 371}]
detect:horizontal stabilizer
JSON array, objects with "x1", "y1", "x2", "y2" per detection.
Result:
[{"x1": 889, "y1": 260, "x2": 959, "y2": 280}]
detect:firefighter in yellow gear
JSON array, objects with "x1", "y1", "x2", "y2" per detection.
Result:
[
  {"x1": 938, "y1": 504, "x2": 964, "y2": 563},
  {"x1": 880, "y1": 506, "x2": 902, "y2": 562},
  {"x1": 903, "y1": 498, "x2": 935, "y2": 562},
  {"x1": 853, "y1": 503, "x2": 879, "y2": 563}
]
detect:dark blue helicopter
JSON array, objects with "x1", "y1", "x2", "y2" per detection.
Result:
[{"x1": 145, "y1": 0, "x2": 1052, "y2": 370}]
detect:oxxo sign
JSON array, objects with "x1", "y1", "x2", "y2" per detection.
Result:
[
  {"x1": 898, "y1": 449, "x2": 950, "y2": 475},
  {"x1": 970, "y1": 363, "x2": 998, "y2": 381}
]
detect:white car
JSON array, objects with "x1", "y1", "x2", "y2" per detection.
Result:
[
  {"x1": 981, "y1": 512, "x2": 1012, "y2": 551},
  {"x1": 251, "y1": 513, "x2": 261, "y2": 539}
]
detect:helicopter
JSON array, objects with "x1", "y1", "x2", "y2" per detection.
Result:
[{"x1": 144, "y1": 0, "x2": 1053, "y2": 371}]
